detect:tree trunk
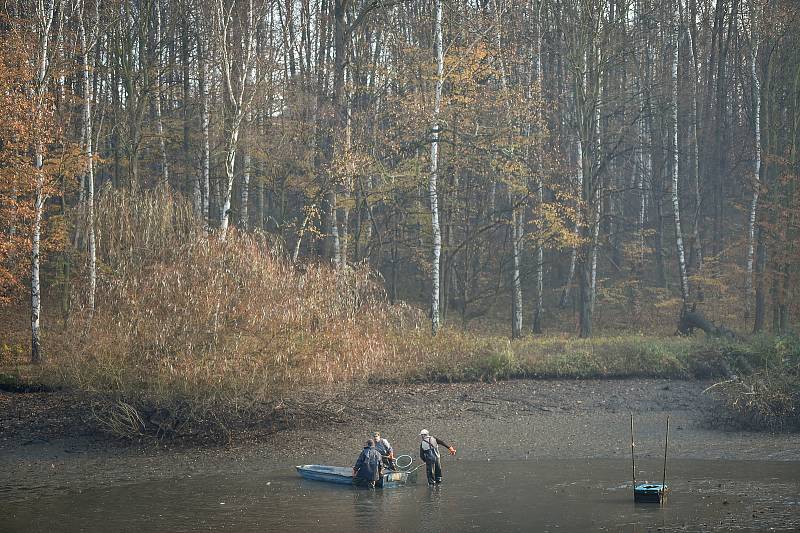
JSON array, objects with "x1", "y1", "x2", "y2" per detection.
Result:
[
  {"x1": 199, "y1": 34, "x2": 211, "y2": 227},
  {"x1": 753, "y1": 227, "x2": 766, "y2": 332},
  {"x1": 429, "y1": 0, "x2": 444, "y2": 335},
  {"x1": 78, "y1": 0, "x2": 96, "y2": 316},
  {"x1": 154, "y1": 2, "x2": 169, "y2": 187},
  {"x1": 511, "y1": 202, "x2": 524, "y2": 339},
  {"x1": 682, "y1": 0, "x2": 703, "y2": 276},
  {"x1": 215, "y1": 0, "x2": 257, "y2": 236},
  {"x1": 241, "y1": 144, "x2": 251, "y2": 230},
  {"x1": 531, "y1": 0, "x2": 544, "y2": 334},
  {"x1": 219, "y1": 117, "x2": 242, "y2": 233},
  {"x1": 671, "y1": 0, "x2": 690, "y2": 310},
  {"x1": 744, "y1": 5, "x2": 760, "y2": 324},
  {"x1": 31, "y1": 0, "x2": 56, "y2": 364}
]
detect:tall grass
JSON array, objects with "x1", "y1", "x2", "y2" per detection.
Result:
[{"x1": 42, "y1": 187, "x2": 404, "y2": 437}]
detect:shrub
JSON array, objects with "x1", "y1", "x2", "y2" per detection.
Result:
[{"x1": 708, "y1": 335, "x2": 800, "y2": 431}]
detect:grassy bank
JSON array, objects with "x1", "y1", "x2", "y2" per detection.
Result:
[
  {"x1": 3, "y1": 323, "x2": 798, "y2": 438},
  {"x1": 387, "y1": 332, "x2": 725, "y2": 383},
  {"x1": 6, "y1": 326, "x2": 796, "y2": 436}
]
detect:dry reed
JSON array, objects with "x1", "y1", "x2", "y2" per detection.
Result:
[{"x1": 50, "y1": 186, "x2": 398, "y2": 437}]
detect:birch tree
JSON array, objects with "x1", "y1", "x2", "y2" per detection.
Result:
[
  {"x1": 429, "y1": 0, "x2": 443, "y2": 334},
  {"x1": 78, "y1": 0, "x2": 99, "y2": 316},
  {"x1": 530, "y1": 0, "x2": 544, "y2": 335},
  {"x1": 744, "y1": 0, "x2": 761, "y2": 324},
  {"x1": 198, "y1": 28, "x2": 212, "y2": 227},
  {"x1": 671, "y1": 0, "x2": 690, "y2": 311},
  {"x1": 31, "y1": 0, "x2": 58, "y2": 363},
  {"x1": 213, "y1": 0, "x2": 262, "y2": 234}
]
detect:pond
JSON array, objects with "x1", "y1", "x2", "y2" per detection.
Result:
[{"x1": 3, "y1": 458, "x2": 799, "y2": 531}]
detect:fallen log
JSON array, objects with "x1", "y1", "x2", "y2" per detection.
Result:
[{"x1": 677, "y1": 309, "x2": 738, "y2": 340}]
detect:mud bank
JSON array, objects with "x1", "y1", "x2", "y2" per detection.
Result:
[{"x1": 1, "y1": 378, "x2": 798, "y2": 500}]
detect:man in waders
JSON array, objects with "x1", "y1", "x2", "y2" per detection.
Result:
[
  {"x1": 353, "y1": 439, "x2": 383, "y2": 488},
  {"x1": 372, "y1": 431, "x2": 396, "y2": 471},
  {"x1": 419, "y1": 429, "x2": 456, "y2": 485}
]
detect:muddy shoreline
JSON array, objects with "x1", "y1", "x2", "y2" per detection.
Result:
[{"x1": 2, "y1": 378, "x2": 798, "y2": 500}]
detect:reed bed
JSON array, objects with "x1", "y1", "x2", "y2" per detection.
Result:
[{"x1": 45, "y1": 187, "x2": 399, "y2": 437}]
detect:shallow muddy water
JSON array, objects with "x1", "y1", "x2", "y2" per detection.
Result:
[{"x1": 2, "y1": 458, "x2": 799, "y2": 532}]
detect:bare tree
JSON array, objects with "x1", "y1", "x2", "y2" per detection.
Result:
[
  {"x1": 78, "y1": 0, "x2": 99, "y2": 317},
  {"x1": 671, "y1": 0, "x2": 690, "y2": 311},
  {"x1": 212, "y1": 0, "x2": 263, "y2": 234},
  {"x1": 31, "y1": 0, "x2": 58, "y2": 363},
  {"x1": 429, "y1": 0, "x2": 443, "y2": 334},
  {"x1": 744, "y1": 0, "x2": 761, "y2": 325}
]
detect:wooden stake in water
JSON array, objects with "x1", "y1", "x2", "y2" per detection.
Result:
[
  {"x1": 630, "y1": 413, "x2": 636, "y2": 489},
  {"x1": 661, "y1": 415, "x2": 670, "y2": 493}
]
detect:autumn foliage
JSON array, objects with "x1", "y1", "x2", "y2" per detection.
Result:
[
  {"x1": 0, "y1": 26, "x2": 38, "y2": 304},
  {"x1": 0, "y1": 17, "x2": 72, "y2": 306}
]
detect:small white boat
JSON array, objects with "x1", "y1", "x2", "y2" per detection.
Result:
[{"x1": 295, "y1": 465, "x2": 411, "y2": 488}]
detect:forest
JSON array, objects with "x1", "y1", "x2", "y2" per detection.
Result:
[{"x1": 1, "y1": 0, "x2": 799, "y2": 435}]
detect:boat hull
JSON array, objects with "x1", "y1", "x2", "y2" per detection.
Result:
[{"x1": 296, "y1": 465, "x2": 410, "y2": 488}]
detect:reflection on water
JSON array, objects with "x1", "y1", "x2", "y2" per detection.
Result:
[{"x1": 2, "y1": 459, "x2": 799, "y2": 532}]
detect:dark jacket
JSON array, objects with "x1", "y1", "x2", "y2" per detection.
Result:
[
  {"x1": 419, "y1": 435, "x2": 451, "y2": 463},
  {"x1": 354, "y1": 446, "x2": 383, "y2": 481}
]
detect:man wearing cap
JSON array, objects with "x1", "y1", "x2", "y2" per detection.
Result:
[
  {"x1": 419, "y1": 429, "x2": 456, "y2": 485},
  {"x1": 353, "y1": 439, "x2": 384, "y2": 488},
  {"x1": 372, "y1": 431, "x2": 396, "y2": 471}
]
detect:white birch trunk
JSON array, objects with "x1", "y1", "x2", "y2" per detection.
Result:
[
  {"x1": 532, "y1": 0, "x2": 544, "y2": 333},
  {"x1": 241, "y1": 152, "x2": 251, "y2": 230},
  {"x1": 638, "y1": 116, "x2": 648, "y2": 270},
  {"x1": 31, "y1": 0, "x2": 56, "y2": 364},
  {"x1": 199, "y1": 38, "x2": 211, "y2": 227},
  {"x1": 154, "y1": 2, "x2": 169, "y2": 186},
  {"x1": 671, "y1": 1, "x2": 690, "y2": 308},
  {"x1": 511, "y1": 205, "x2": 524, "y2": 338},
  {"x1": 683, "y1": 2, "x2": 703, "y2": 273},
  {"x1": 429, "y1": 0, "x2": 444, "y2": 334},
  {"x1": 745, "y1": 3, "x2": 761, "y2": 320},
  {"x1": 31, "y1": 179, "x2": 45, "y2": 364},
  {"x1": 215, "y1": 0, "x2": 257, "y2": 236},
  {"x1": 78, "y1": 0, "x2": 96, "y2": 316},
  {"x1": 220, "y1": 122, "x2": 241, "y2": 234},
  {"x1": 240, "y1": 63, "x2": 257, "y2": 231},
  {"x1": 240, "y1": 109, "x2": 251, "y2": 231},
  {"x1": 590, "y1": 67, "x2": 601, "y2": 315}
]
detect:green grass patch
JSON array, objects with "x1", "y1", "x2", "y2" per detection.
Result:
[
  {"x1": 0, "y1": 365, "x2": 53, "y2": 392},
  {"x1": 384, "y1": 330, "x2": 727, "y2": 383}
]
